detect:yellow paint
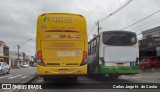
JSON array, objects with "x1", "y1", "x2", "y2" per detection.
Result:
[{"x1": 36, "y1": 13, "x2": 88, "y2": 76}]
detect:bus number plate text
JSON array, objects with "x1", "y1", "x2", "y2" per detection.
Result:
[{"x1": 59, "y1": 69, "x2": 67, "y2": 73}]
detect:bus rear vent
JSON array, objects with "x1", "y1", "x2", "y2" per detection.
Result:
[
  {"x1": 66, "y1": 63, "x2": 79, "y2": 66},
  {"x1": 47, "y1": 63, "x2": 60, "y2": 66}
]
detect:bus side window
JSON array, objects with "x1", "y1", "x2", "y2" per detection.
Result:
[
  {"x1": 88, "y1": 43, "x2": 91, "y2": 55},
  {"x1": 93, "y1": 39, "x2": 97, "y2": 54},
  {"x1": 96, "y1": 37, "x2": 99, "y2": 52},
  {"x1": 91, "y1": 41, "x2": 94, "y2": 54}
]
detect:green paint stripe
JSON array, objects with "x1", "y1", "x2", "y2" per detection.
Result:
[{"x1": 99, "y1": 64, "x2": 140, "y2": 74}]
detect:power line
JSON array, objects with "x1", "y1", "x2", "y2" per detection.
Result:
[
  {"x1": 88, "y1": 24, "x2": 96, "y2": 36},
  {"x1": 128, "y1": 15, "x2": 160, "y2": 34},
  {"x1": 133, "y1": 17, "x2": 160, "y2": 35},
  {"x1": 131, "y1": 16, "x2": 160, "y2": 33},
  {"x1": 99, "y1": 0, "x2": 133, "y2": 23},
  {"x1": 138, "y1": 31, "x2": 160, "y2": 41},
  {"x1": 89, "y1": 0, "x2": 134, "y2": 36},
  {"x1": 121, "y1": 9, "x2": 160, "y2": 30}
]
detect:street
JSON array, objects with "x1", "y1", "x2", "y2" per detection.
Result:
[
  {"x1": 20, "y1": 70, "x2": 160, "y2": 92},
  {"x1": 0, "y1": 67, "x2": 160, "y2": 92},
  {"x1": 0, "y1": 67, "x2": 36, "y2": 83}
]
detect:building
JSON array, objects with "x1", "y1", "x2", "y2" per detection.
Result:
[
  {"x1": 139, "y1": 26, "x2": 160, "y2": 59},
  {"x1": 142, "y1": 26, "x2": 160, "y2": 39},
  {"x1": 9, "y1": 51, "x2": 33, "y2": 67},
  {"x1": 0, "y1": 41, "x2": 9, "y2": 64}
]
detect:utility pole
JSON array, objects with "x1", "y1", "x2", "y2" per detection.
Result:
[
  {"x1": 96, "y1": 21, "x2": 101, "y2": 35},
  {"x1": 97, "y1": 21, "x2": 100, "y2": 34},
  {"x1": 17, "y1": 45, "x2": 20, "y2": 60},
  {"x1": 17, "y1": 39, "x2": 32, "y2": 62}
]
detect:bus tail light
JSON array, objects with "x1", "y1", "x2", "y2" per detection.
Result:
[
  {"x1": 37, "y1": 51, "x2": 46, "y2": 66},
  {"x1": 80, "y1": 51, "x2": 87, "y2": 66},
  {"x1": 100, "y1": 57, "x2": 105, "y2": 65}
]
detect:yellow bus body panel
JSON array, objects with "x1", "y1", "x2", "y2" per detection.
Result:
[{"x1": 36, "y1": 13, "x2": 88, "y2": 76}]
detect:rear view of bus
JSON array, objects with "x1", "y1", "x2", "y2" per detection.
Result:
[
  {"x1": 100, "y1": 31, "x2": 139, "y2": 77},
  {"x1": 88, "y1": 30, "x2": 139, "y2": 78},
  {"x1": 36, "y1": 13, "x2": 88, "y2": 80}
]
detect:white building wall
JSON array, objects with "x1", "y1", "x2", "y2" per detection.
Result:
[
  {"x1": 142, "y1": 26, "x2": 160, "y2": 39},
  {"x1": 0, "y1": 46, "x2": 4, "y2": 56}
]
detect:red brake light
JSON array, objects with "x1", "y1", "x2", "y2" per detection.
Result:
[
  {"x1": 80, "y1": 51, "x2": 87, "y2": 66},
  {"x1": 83, "y1": 51, "x2": 87, "y2": 60},
  {"x1": 37, "y1": 51, "x2": 45, "y2": 66},
  {"x1": 37, "y1": 51, "x2": 42, "y2": 60}
]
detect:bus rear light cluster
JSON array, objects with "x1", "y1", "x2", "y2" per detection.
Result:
[
  {"x1": 80, "y1": 51, "x2": 87, "y2": 66},
  {"x1": 100, "y1": 57, "x2": 105, "y2": 65},
  {"x1": 37, "y1": 51, "x2": 46, "y2": 66}
]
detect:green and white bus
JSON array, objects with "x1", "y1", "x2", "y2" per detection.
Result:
[{"x1": 87, "y1": 30, "x2": 140, "y2": 78}]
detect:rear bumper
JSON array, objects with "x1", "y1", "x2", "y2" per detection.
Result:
[
  {"x1": 37, "y1": 64, "x2": 87, "y2": 76},
  {"x1": 99, "y1": 65, "x2": 140, "y2": 74}
]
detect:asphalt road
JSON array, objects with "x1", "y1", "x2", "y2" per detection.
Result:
[
  {"x1": 19, "y1": 73, "x2": 160, "y2": 92},
  {"x1": 1, "y1": 68, "x2": 160, "y2": 92},
  {"x1": 0, "y1": 67, "x2": 36, "y2": 83}
]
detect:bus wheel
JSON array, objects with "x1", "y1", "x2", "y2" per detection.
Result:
[
  {"x1": 87, "y1": 69, "x2": 94, "y2": 78},
  {"x1": 43, "y1": 77, "x2": 49, "y2": 81},
  {"x1": 109, "y1": 74, "x2": 119, "y2": 79},
  {"x1": 87, "y1": 73, "x2": 92, "y2": 78},
  {"x1": 71, "y1": 77, "x2": 77, "y2": 81},
  {"x1": 87, "y1": 65, "x2": 92, "y2": 78}
]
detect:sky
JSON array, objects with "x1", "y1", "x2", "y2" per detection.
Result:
[{"x1": 0, "y1": 0, "x2": 160, "y2": 56}]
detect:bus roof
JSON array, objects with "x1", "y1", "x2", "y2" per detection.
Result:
[{"x1": 39, "y1": 13, "x2": 84, "y2": 18}]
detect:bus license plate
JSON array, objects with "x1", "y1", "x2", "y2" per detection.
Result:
[{"x1": 59, "y1": 69, "x2": 67, "y2": 73}]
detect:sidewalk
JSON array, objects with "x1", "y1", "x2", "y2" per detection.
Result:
[
  {"x1": 135, "y1": 69, "x2": 160, "y2": 80},
  {"x1": 121, "y1": 69, "x2": 160, "y2": 83}
]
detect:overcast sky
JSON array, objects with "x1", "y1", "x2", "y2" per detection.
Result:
[{"x1": 0, "y1": 0, "x2": 160, "y2": 56}]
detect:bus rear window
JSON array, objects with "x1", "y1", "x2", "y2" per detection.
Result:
[{"x1": 102, "y1": 31, "x2": 137, "y2": 46}]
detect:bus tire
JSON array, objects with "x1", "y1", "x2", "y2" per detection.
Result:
[
  {"x1": 87, "y1": 73, "x2": 93, "y2": 78},
  {"x1": 43, "y1": 77, "x2": 49, "y2": 81},
  {"x1": 71, "y1": 77, "x2": 78, "y2": 81},
  {"x1": 87, "y1": 65, "x2": 93, "y2": 78}
]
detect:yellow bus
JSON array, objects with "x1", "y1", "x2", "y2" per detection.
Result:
[{"x1": 36, "y1": 13, "x2": 88, "y2": 81}]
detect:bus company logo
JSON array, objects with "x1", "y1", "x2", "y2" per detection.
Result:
[
  {"x1": 44, "y1": 17, "x2": 49, "y2": 22},
  {"x1": 52, "y1": 35, "x2": 58, "y2": 38},
  {"x1": 75, "y1": 35, "x2": 80, "y2": 38},
  {"x1": 41, "y1": 25, "x2": 46, "y2": 30},
  {"x1": 60, "y1": 35, "x2": 66, "y2": 38},
  {"x1": 44, "y1": 35, "x2": 50, "y2": 38},
  {"x1": 68, "y1": 35, "x2": 74, "y2": 38},
  {"x1": 131, "y1": 37, "x2": 136, "y2": 43},
  {"x1": 47, "y1": 17, "x2": 75, "y2": 22}
]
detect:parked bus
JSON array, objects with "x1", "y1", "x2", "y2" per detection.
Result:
[
  {"x1": 87, "y1": 30, "x2": 139, "y2": 78},
  {"x1": 36, "y1": 13, "x2": 88, "y2": 81}
]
